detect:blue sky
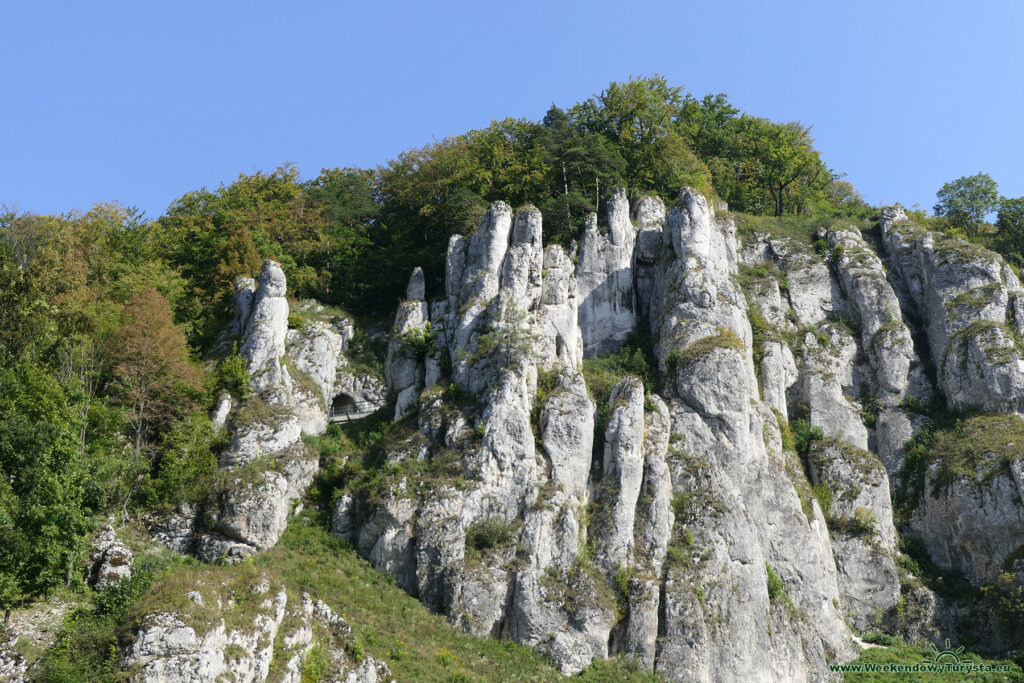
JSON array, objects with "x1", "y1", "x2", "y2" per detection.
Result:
[{"x1": 2, "y1": 0, "x2": 1022, "y2": 219}]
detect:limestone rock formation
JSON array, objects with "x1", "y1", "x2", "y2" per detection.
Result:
[
  {"x1": 806, "y1": 440, "x2": 900, "y2": 631},
  {"x1": 577, "y1": 188, "x2": 640, "y2": 356},
  {"x1": 137, "y1": 190, "x2": 1024, "y2": 679},
  {"x1": 385, "y1": 268, "x2": 430, "y2": 420},
  {"x1": 882, "y1": 207, "x2": 1024, "y2": 414},
  {"x1": 910, "y1": 455, "x2": 1024, "y2": 586},
  {"x1": 88, "y1": 525, "x2": 134, "y2": 590},
  {"x1": 157, "y1": 260, "x2": 384, "y2": 563},
  {"x1": 123, "y1": 575, "x2": 392, "y2": 683},
  {"x1": 337, "y1": 189, "x2": 873, "y2": 679}
]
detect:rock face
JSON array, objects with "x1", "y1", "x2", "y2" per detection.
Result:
[
  {"x1": 577, "y1": 188, "x2": 640, "y2": 356},
  {"x1": 910, "y1": 455, "x2": 1024, "y2": 586},
  {"x1": 168, "y1": 260, "x2": 385, "y2": 562},
  {"x1": 648, "y1": 190, "x2": 855, "y2": 681},
  {"x1": 806, "y1": 440, "x2": 900, "y2": 631},
  {"x1": 123, "y1": 573, "x2": 392, "y2": 683},
  {"x1": 881, "y1": 207, "x2": 1024, "y2": 414},
  {"x1": 385, "y1": 268, "x2": 430, "y2": 419},
  {"x1": 825, "y1": 225, "x2": 930, "y2": 476},
  {"x1": 241, "y1": 262, "x2": 290, "y2": 393},
  {"x1": 88, "y1": 525, "x2": 134, "y2": 589},
  {"x1": 143, "y1": 192, "x2": 1024, "y2": 678},
  {"x1": 337, "y1": 190, "x2": 878, "y2": 679}
]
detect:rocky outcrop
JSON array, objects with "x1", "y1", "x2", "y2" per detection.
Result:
[
  {"x1": 910, "y1": 454, "x2": 1024, "y2": 586},
  {"x1": 650, "y1": 190, "x2": 856, "y2": 681},
  {"x1": 240, "y1": 262, "x2": 290, "y2": 393},
  {"x1": 88, "y1": 525, "x2": 133, "y2": 589},
  {"x1": 186, "y1": 260, "x2": 383, "y2": 562},
  {"x1": 633, "y1": 195, "x2": 668, "y2": 329},
  {"x1": 385, "y1": 268, "x2": 430, "y2": 420},
  {"x1": 826, "y1": 225, "x2": 931, "y2": 476},
  {"x1": 798, "y1": 325, "x2": 869, "y2": 450},
  {"x1": 760, "y1": 341, "x2": 798, "y2": 420},
  {"x1": 343, "y1": 200, "x2": 623, "y2": 675},
  {"x1": 881, "y1": 207, "x2": 1024, "y2": 414},
  {"x1": 806, "y1": 440, "x2": 900, "y2": 631},
  {"x1": 154, "y1": 191, "x2": 1024, "y2": 678},
  {"x1": 123, "y1": 574, "x2": 391, "y2": 683},
  {"x1": 339, "y1": 190, "x2": 879, "y2": 678},
  {"x1": 592, "y1": 377, "x2": 646, "y2": 574}
]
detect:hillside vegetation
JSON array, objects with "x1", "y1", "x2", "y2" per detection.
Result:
[{"x1": 9, "y1": 75, "x2": 1024, "y2": 682}]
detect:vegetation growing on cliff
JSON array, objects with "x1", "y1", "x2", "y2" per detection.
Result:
[{"x1": 14, "y1": 74, "x2": 1024, "y2": 679}]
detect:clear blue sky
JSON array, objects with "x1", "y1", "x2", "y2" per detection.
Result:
[{"x1": 2, "y1": 0, "x2": 1022, "y2": 219}]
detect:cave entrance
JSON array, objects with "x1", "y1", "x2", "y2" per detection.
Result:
[{"x1": 329, "y1": 393, "x2": 356, "y2": 421}]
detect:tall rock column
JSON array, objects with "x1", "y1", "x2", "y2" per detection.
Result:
[
  {"x1": 576, "y1": 188, "x2": 639, "y2": 356},
  {"x1": 195, "y1": 260, "x2": 331, "y2": 562},
  {"x1": 826, "y1": 225, "x2": 930, "y2": 474},
  {"x1": 650, "y1": 189, "x2": 855, "y2": 681},
  {"x1": 241, "y1": 261, "x2": 290, "y2": 393},
  {"x1": 385, "y1": 267, "x2": 430, "y2": 420}
]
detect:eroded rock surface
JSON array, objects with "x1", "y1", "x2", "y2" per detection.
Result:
[
  {"x1": 336, "y1": 190, "x2": 871, "y2": 679},
  {"x1": 882, "y1": 207, "x2": 1024, "y2": 414},
  {"x1": 158, "y1": 260, "x2": 384, "y2": 562},
  {"x1": 123, "y1": 574, "x2": 392, "y2": 683},
  {"x1": 134, "y1": 193, "x2": 1024, "y2": 679}
]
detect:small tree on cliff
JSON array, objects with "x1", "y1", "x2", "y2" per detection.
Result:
[{"x1": 475, "y1": 300, "x2": 540, "y2": 370}]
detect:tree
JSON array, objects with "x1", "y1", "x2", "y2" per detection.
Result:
[
  {"x1": 303, "y1": 167, "x2": 378, "y2": 307},
  {"x1": 535, "y1": 105, "x2": 625, "y2": 244},
  {"x1": 108, "y1": 287, "x2": 201, "y2": 457},
  {"x1": 0, "y1": 362, "x2": 90, "y2": 601},
  {"x1": 376, "y1": 138, "x2": 489, "y2": 302},
  {"x1": 996, "y1": 197, "x2": 1024, "y2": 264},
  {"x1": 933, "y1": 172, "x2": 1000, "y2": 236},
  {"x1": 738, "y1": 117, "x2": 830, "y2": 216},
  {"x1": 569, "y1": 75, "x2": 711, "y2": 201}
]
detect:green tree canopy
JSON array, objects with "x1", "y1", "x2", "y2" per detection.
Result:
[
  {"x1": 933, "y1": 172, "x2": 1000, "y2": 236},
  {"x1": 140, "y1": 77, "x2": 856, "y2": 326},
  {"x1": 996, "y1": 197, "x2": 1024, "y2": 266}
]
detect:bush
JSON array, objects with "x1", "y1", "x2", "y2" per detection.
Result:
[
  {"x1": 34, "y1": 569, "x2": 156, "y2": 681},
  {"x1": 790, "y1": 418, "x2": 823, "y2": 455},
  {"x1": 465, "y1": 517, "x2": 518, "y2": 553},
  {"x1": 833, "y1": 507, "x2": 877, "y2": 538},
  {"x1": 747, "y1": 303, "x2": 771, "y2": 372},
  {"x1": 300, "y1": 644, "x2": 330, "y2": 682},
  {"x1": 765, "y1": 562, "x2": 784, "y2": 602},
  {"x1": 148, "y1": 412, "x2": 221, "y2": 507},
  {"x1": 811, "y1": 482, "x2": 833, "y2": 517},
  {"x1": 860, "y1": 632, "x2": 900, "y2": 646},
  {"x1": 215, "y1": 345, "x2": 251, "y2": 401},
  {"x1": 774, "y1": 409, "x2": 795, "y2": 452},
  {"x1": 400, "y1": 321, "x2": 437, "y2": 358}
]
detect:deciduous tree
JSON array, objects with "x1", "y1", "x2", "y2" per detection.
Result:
[
  {"x1": 996, "y1": 197, "x2": 1024, "y2": 265},
  {"x1": 934, "y1": 172, "x2": 1000, "y2": 236},
  {"x1": 109, "y1": 287, "x2": 200, "y2": 456}
]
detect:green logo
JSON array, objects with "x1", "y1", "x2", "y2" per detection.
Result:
[{"x1": 922, "y1": 639, "x2": 972, "y2": 666}]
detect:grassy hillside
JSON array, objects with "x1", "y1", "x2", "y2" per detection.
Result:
[{"x1": 27, "y1": 513, "x2": 662, "y2": 682}]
